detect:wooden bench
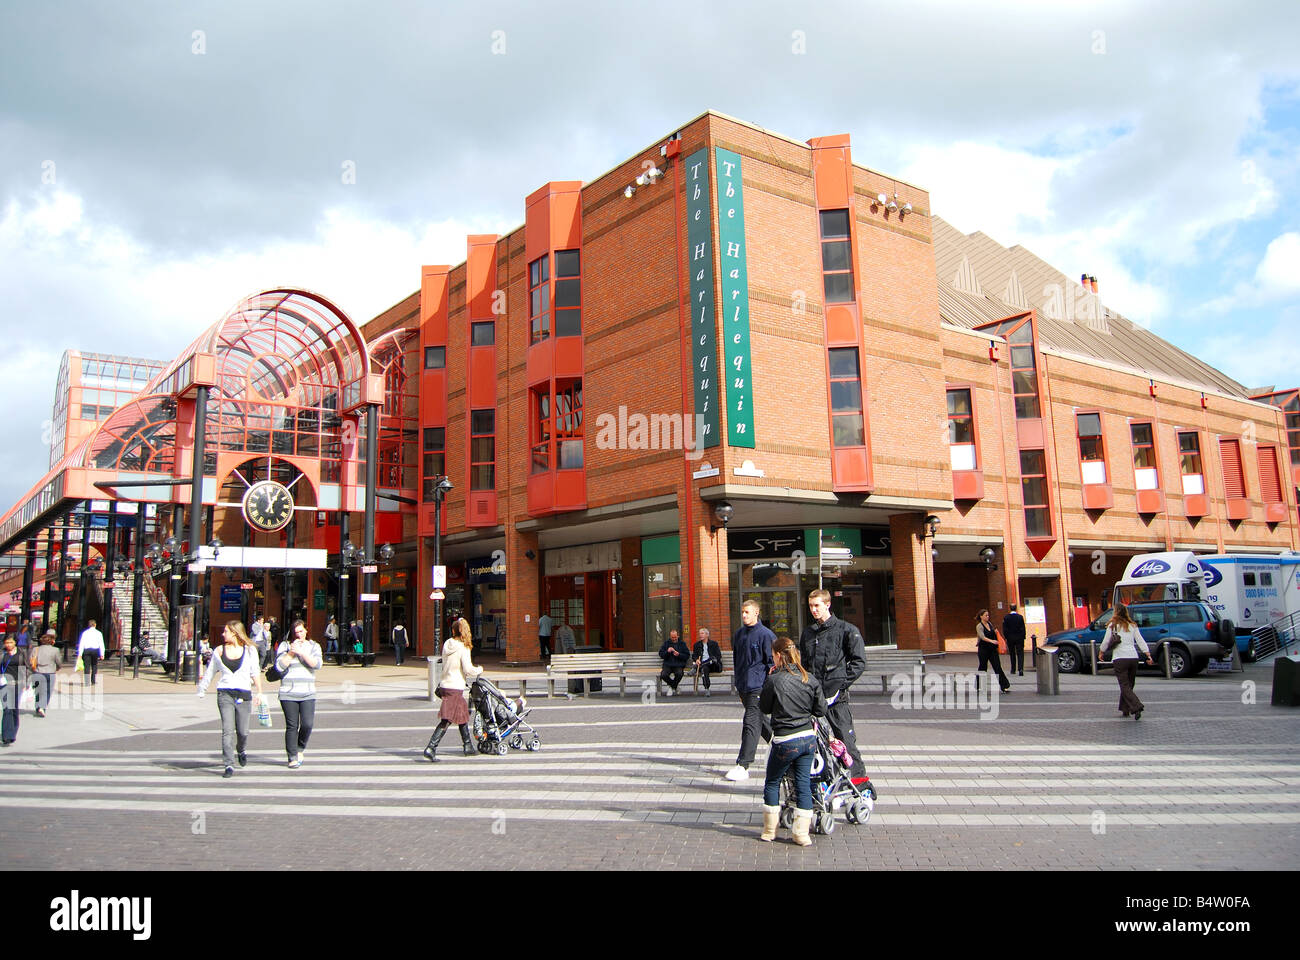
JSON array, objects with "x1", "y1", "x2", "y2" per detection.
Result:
[
  {"x1": 861, "y1": 648, "x2": 929, "y2": 694},
  {"x1": 616, "y1": 652, "x2": 732, "y2": 696},
  {"x1": 545, "y1": 653, "x2": 625, "y2": 697}
]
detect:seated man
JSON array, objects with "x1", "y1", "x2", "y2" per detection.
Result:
[
  {"x1": 658, "y1": 629, "x2": 690, "y2": 697},
  {"x1": 692, "y1": 627, "x2": 723, "y2": 696}
]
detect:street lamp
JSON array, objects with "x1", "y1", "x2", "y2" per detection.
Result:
[{"x1": 432, "y1": 476, "x2": 453, "y2": 648}]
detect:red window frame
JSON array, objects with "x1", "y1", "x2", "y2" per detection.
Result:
[
  {"x1": 827, "y1": 347, "x2": 865, "y2": 448},
  {"x1": 554, "y1": 378, "x2": 583, "y2": 469},
  {"x1": 1020, "y1": 448, "x2": 1052, "y2": 538},
  {"x1": 530, "y1": 389, "x2": 550, "y2": 475},
  {"x1": 946, "y1": 385, "x2": 979, "y2": 470},
  {"x1": 1130, "y1": 421, "x2": 1159, "y2": 488},
  {"x1": 469, "y1": 409, "x2": 495, "y2": 491},
  {"x1": 1076, "y1": 410, "x2": 1108, "y2": 484},
  {"x1": 1178, "y1": 430, "x2": 1204, "y2": 491},
  {"x1": 819, "y1": 209, "x2": 855, "y2": 305},
  {"x1": 1008, "y1": 323, "x2": 1041, "y2": 420},
  {"x1": 1258, "y1": 444, "x2": 1284, "y2": 506},
  {"x1": 1219, "y1": 437, "x2": 1247, "y2": 500},
  {"x1": 554, "y1": 249, "x2": 581, "y2": 338},
  {"x1": 529, "y1": 255, "x2": 550, "y2": 345},
  {"x1": 421, "y1": 427, "x2": 445, "y2": 502}
]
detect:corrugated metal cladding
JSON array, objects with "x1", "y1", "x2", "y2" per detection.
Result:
[{"x1": 931, "y1": 217, "x2": 1249, "y2": 398}]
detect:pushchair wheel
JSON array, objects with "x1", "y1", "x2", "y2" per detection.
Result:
[
  {"x1": 848, "y1": 797, "x2": 873, "y2": 826},
  {"x1": 817, "y1": 811, "x2": 836, "y2": 835},
  {"x1": 509, "y1": 735, "x2": 524, "y2": 750},
  {"x1": 494, "y1": 741, "x2": 509, "y2": 756},
  {"x1": 779, "y1": 807, "x2": 795, "y2": 829},
  {"x1": 478, "y1": 740, "x2": 492, "y2": 754},
  {"x1": 527, "y1": 738, "x2": 541, "y2": 751}
]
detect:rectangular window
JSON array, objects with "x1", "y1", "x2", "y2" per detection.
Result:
[
  {"x1": 555, "y1": 379, "x2": 584, "y2": 469},
  {"x1": 1008, "y1": 323, "x2": 1040, "y2": 419},
  {"x1": 529, "y1": 255, "x2": 550, "y2": 344},
  {"x1": 1178, "y1": 431, "x2": 1204, "y2": 495},
  {"x1": 421, "y1": 427, "x2": 445, "y2": 502},
  {"x1": 471, "y1": 322, "x2": 495, "y2": 346},
  {"x1": 1020, "y1": 448, "x2": 1051, "y2": 538},
  {"x1": 1077, "y1": 412, "x2": 1107, "y2": 484},
  {"x1": 1219, "y1": 437, "x2": 1246, "y2": 500},
  {"x1": 819, "y1": 209, "x2": 855, "y2": 304},
  {"x1": 1131, "y1": 422, "x2": 1159, "y2": 490},
  {"x1": 828, "y1": 347, "x2": 864, "y2": 447},
  {"x1": 531, "y1": 389, "x2": 550, "y2": 475},
  {"x1": 554, "y1": 249, "x2": 581, "y2": 337},
  {"x1": 1258, "y1": 445, "x2": 1284, "y2": 505},
  {"x1": 424, "y1": 346, "x2": 445, "y2": 369},
  {"x1": 470, "y1": 410, "x2": 495, "y2": 490},
  {"x1": 947, "y1": 388, "x2": 976, "y2": 471},
  {"x1": 1286, "y1": 397, "x2": 1300, "y2": 466}
]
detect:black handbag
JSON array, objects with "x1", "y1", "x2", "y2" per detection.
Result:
[{"x1": 265, "y1": 645, "x2": 284, "y2": 683}]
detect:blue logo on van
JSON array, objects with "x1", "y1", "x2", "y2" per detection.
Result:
[
  {"x1": 1132, "y1": 560, "x2": 1170, "y2": 577},
  {"x1": 1202, "y1": 565, "x2": 1223, "y2": 587}
]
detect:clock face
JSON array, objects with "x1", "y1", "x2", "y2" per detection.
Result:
[{"x1": 242, "y1": 480, "x2": 295, "y2": 533}]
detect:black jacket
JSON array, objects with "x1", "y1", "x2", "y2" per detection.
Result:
[
  {"x1": 797, "y1": 614, "x2": 866, "y2": 698},
  {"x1": 1001, "y1": 612, "x2": 1026, "y2": 644},
  {"x1": 759, "y1": 669, "x2": 827, "y2": 737},
  {"x1": 658, "y1": 636, "x2": 690, "y2": 667},
  {"x1": 692, "y1": 639, "x2": 722, "y2": 666}
]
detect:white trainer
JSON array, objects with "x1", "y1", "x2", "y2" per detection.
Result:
[{"x1": 723, "y1": 765, "x2": 750, "y2": 782}]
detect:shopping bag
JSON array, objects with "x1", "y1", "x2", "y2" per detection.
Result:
[
  {"x1": 995, "y1": 629, "x2": 1007, "y2": 655},
  {"x1": 257, "y1": 695, "x2": 272, "y2": 728},
  {"x1": 75, "y1": 656, "x2": 85, "y2": 673}
]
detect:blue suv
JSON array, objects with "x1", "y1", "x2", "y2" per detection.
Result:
[{"x1": 1045, "y1": 602, "x2": 1235, "y2": 678}]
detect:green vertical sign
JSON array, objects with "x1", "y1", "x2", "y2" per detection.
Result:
[
  {"x1": 715, "y1": 149, "x2": 755, "y2": 447},
  {"x1": 685, "y1": 148, "x2": 721, "y2": 449}
]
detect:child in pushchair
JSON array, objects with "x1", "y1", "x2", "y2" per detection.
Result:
[
  {"x1": 469, "y1": 676, "x2": 541, "y2": 756},
  {"x1": 779, "y1": 714, "x2": 876, "y2": 835}
]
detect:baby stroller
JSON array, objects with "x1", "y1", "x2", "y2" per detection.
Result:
[
  {"x1": 778, "y1": 715, "x2": 877, "y2": 835},
  {"x1": 469, "y1": 677, "x2": 541, "y2": 756}
]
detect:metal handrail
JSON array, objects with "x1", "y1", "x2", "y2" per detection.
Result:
[
  {"x1": 1250, "y1": 610, "x2": 1300, "y2": 661},
  {"x1": 144, "y1": 567, "x2": 169, "y2": 624}
]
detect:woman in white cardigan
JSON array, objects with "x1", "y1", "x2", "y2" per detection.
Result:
[
  {"x1": 197, "y1": 621, "x2": 265, "y2": 778},
  {"x1": 1099, "y1": 604, "x2": 1154, "y2": 720},
  {"x1": 422, "y1": 618, "x2": 483, "y2": 762}
]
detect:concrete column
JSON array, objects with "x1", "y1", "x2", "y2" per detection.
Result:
[{"x1": 889, "y1": 513, "x2": 940, "y2": 653}]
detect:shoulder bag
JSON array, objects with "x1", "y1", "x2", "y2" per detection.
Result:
[{"x1": 265, "y1": 644, "x2": 285, "y2": 683}]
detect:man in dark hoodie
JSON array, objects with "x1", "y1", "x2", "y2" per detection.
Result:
[
  {"x1": 798, "y1": 588, "x2": 867, "y2": 779},
  {"x1": 724, "y1": 599, "x2": 775, "y2": 782},
  {"x1": 657, "y1": 629, "x2": 691, "y2": 697}
]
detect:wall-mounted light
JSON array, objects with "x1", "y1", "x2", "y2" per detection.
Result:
[
  {"x1": 979, "y1": 546, "x2": 997, "y2": 571},
  {"x1": 923, "y1": 514, "x2": 941, "y2": 538},
  {"x1": 624, "y1": 185, "x2": 635, "y2": 199},
  {"x1": 524, "y1": 549, "x2": 536, "y2": 561},
  {"x1": 711, "y1": 501, "x2": 735, "y2": 533}
]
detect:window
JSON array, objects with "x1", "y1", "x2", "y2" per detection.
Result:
[
  {"x1": 554, "y1": 249, "x2": 581, "y2": 337},
  {"x1": 1178, "y1": 431, "x2": 1204, "y2": 495},
  {"x1": 424, "y1": 346, "x2": 445, "y2": 369},
  {"x1": 1131, "y1": 422, "x2": 1159, "y2": 490},
  {"x1": 555, "y1": 379, "x2": 583, "y2": 469},
  {"x1": 531, "y1": 389, "x2": 550, "y2": 475},
  {"x1": 470, "y1": 409, "x2": 495, "y2": 490},
  {"x1": 1020, "y1": 449, "x2": 1051, "y2": 538},
  {"x1": 421, "y1": 428, "x2": 445, "y2": 502},
  {"x1": 827, "y1": 348, "x2": 864, "y2": 446},
  {"x1": 1287, "y1": 396, "x2": 1300, "y2": 466},
  {"x1": 1219, "y1": 437, "x2": 1246, "y2": 500},
  {"x1": 819, "y1": 210, "x2": 854, "y2": 304},
  {"x1": 529, "y1": 255, "x2": 550, "y2": 344},
  {"x1": 471, "y1": 322, "x2": 495, "y2": 346},
  {"x1": 947, "y1": 388, "x2": 976, "y2": 470},
  {"x1": 1008, "y1": 324, "x2": 1040, "y2": 419},
  {"x1": 1077, "y1": 412, "x2": 1107, "y2": 484},
  {"x1": 1258, "y1": 446, "x2": 1284, "y2": 507}
]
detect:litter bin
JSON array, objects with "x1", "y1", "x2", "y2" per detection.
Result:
[
  {"x1": 568, "y1": 673, "x2": 602, "y2": 695},
  {"x1": 1271, "y1": 655, "x2": 1300, "y2": 707},
  {"x1": 1036, "y1": 644, "x2": 1059, "y2": 695},
  {"x1": 180, "y1": 651, "x2": 199, "y2": 683},
  {"x1": 427, "y1": 656, "x2": 443, "y2": 703}
]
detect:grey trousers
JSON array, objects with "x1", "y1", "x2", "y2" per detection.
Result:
[{"x1": 217, "y1": 690, "x2": 252, "y2": 767}]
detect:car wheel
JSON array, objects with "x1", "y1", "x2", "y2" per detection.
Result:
[
  {"x1": 1055, "y1": 646, "x2": 1081, "y2": 674},
  {"x1": 1242, "y1": 637, "x2": 1258, "y2": 663},
  {"x1": 1166, "y1": 644, "x2": 1192, "y2": 679}
]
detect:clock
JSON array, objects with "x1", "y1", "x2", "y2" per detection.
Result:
[{"x1": 241, "y1": 480, "x2": 295, "y2": 533}]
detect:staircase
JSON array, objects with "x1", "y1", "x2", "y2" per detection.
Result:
[
  {"x1": 1249, "y1": 610, "x2": 1300, "y2": 662},
  {"x1": 108, "y1": 573, "x2": 169, "y2": 649}
]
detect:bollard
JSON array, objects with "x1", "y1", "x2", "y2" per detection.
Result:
[{"x1": 1036, "y1": 644, "x2": 1060, "y2": 695}]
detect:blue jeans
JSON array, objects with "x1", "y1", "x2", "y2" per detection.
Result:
[{"x1": 763, "y1": 735, "x2": 816, "y2": 809}]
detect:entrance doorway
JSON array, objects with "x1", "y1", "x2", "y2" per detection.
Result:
[{"x1": 545, "y1": 570, "x2": 622, "y2": 651}]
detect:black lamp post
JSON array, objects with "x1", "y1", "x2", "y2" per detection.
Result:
[{"x1": 432, "y1": 476, "x2": 452, "y2": 650}]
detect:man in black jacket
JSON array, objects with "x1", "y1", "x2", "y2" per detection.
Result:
[
  {"x1": 691, "y1": 627, "x2": 723, "y2": 696},
  {"x1": 798, "y1": 589, "x2": 867, "y2": 778},
  {"x1": 1001, "y1": 603, "x2": 1027, "y2": 677},
  {"x1": 657, "y1": 629, "x2": 690, "y2": 697}
]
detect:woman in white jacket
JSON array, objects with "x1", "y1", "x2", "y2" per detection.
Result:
[
  {"x1": 1099, "y1": 604, "x2": 1154, "y2": 720},
  {"x1": 422, "y1": 618, "x2": 483, "y2": 762},
  {"x1": 197, "y1": 621, "x2": 265, "y2": 778}
]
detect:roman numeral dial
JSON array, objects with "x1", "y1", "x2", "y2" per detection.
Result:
[{"x1": 241, "y1": 480, "x2": 295, "y2": 533}]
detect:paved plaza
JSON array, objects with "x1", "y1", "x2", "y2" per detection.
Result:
[{"x1": 1, "y1": 657, "x2": 1297, "y2": 870}]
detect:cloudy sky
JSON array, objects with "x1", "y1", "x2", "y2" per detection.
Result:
[{"x1": 1, "y1": 0, "x2": 1297, "y2": 514}]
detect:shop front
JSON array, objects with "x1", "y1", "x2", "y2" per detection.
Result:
[
  {"x1": 466, "y1": 555, "x2": 506, "y2": 651},
  {"x1": 543, "y1": 540, "x2": 624, "y2": 652},
  {"x1": 641, "y1": 534, "x2": 682, "y2": 652}
]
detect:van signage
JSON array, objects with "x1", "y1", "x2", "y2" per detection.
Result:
[
  {"x1": 1132, "y1": 559, "x2": 1170, "y2": 578},
  {"x1": 1202, "y1": 564, "x2": 1223, "y2": 587}
]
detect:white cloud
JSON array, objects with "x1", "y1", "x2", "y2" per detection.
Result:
[{"x1": 1198, "y1": 231, "x2": 1300, "y2": 314}]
